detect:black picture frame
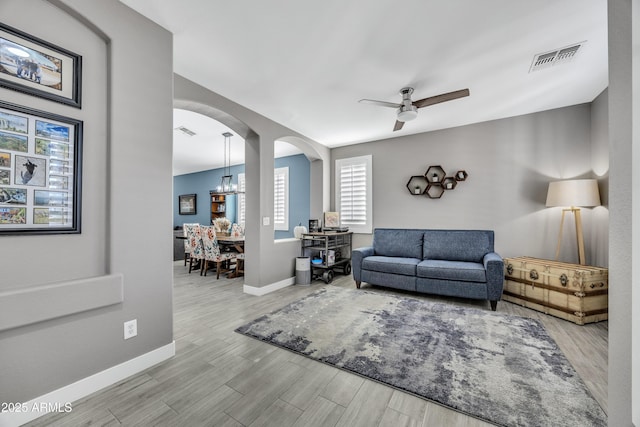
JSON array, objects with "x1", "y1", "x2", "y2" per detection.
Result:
[
  {"x1": 0, "y1": 101, "x2": 83, "y2": 235},
  {"x1": 179, "y1": 194, "x2": 197, "y2": 215},
  {"x1": 0, "y1": 22, "x2": 82, "y2": 108}
]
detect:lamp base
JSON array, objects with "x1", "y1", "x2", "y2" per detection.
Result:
[{"x1": 555, "y1": 207, "x2": 586, "y2": 265}]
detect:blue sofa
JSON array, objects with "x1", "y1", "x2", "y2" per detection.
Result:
[{"x1": 352, "y1": 229, "x2": 504, "y2": 310}]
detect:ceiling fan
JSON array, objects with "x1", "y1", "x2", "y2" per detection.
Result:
[{"x1": 359, "y1": 87, "x2": 470, "y2": 131}]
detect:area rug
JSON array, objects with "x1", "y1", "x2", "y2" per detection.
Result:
[{"x1": 235, "y1": 286, "x2": 607, "y2": 427}]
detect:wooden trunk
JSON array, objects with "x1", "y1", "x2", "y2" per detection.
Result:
[{"x1": 502, "y1": 256, "x2": 608, "y2": 325}]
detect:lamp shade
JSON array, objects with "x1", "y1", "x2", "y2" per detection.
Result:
[{"x1": 545, "y1": 179, "x2": 601, "y2": 207}]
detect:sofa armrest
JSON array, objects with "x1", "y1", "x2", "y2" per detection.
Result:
[
  {"x1": 352, "y1": 246, "x2": 374, "y2": 282},
  {"x1": 483, "y1": 252, "x2": 505, "y2": 301}
]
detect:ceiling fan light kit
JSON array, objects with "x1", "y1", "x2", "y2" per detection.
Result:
[
  {"x1": 359, "y1": 87, "x2": 470, "y2": 131},
  {"x1": 397, "y1": 105, "x2": 418, "y2": 122}
]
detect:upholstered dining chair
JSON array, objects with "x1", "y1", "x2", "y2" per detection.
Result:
[
  {"x1": 200, "y1": 225, "x2": 237, "y2": 279},
  {"x1": 231, "y1": 223, "x2": 245, "y2": 237},
  {"x1": 185, "y1": 223, "x2": 204, "y2": 274},
  {"x1": 182, "y1": 223, "x2": 198, "y2": 266}
]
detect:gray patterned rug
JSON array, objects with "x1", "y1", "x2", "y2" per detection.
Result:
[{"x1": 236, "y1": 286, "x2": 607, "y2": 427}]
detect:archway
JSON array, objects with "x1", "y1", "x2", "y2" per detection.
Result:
[{"x1": 174, "y1": 74, "x2": 330, "y2": 293}]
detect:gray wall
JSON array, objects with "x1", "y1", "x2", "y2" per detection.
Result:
[
  {"x1": 633, "y1": 2, "x2": 640, "y2": 423},
  {"x1": 332, "y1": 103, "x2": 608, "y2": 267},
  {"x1": 590, "y1": 89, "x2": 609, "y2": 268},
  {"x1": 0, "y1": 0, "x2": 174, "y2": 403},
  {"x1": 607, "y1": 1, "x2": 635, "y2": 425}
]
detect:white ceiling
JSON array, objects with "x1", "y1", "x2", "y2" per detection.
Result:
[
  {"x1": 172, "y1": 109, "x2": 302, "y2": 176},
  {"x1": 122, "y1": 0, "x2": 608, "y2": 173}
]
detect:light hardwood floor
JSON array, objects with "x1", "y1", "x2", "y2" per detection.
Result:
[{"x1": 27, "y1": 261, "x2": 608, "y2": 426}]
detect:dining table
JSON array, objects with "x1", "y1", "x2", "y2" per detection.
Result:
[{"x1": 217, "y1": 235, "x2": 244, "y2": 253}]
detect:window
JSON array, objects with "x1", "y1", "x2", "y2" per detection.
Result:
[
  {"x1": 335, "y1": 155, "x2": 372, "y2": 234},
  {"x1": 237, "y1": 168, "x2": 289, "y2": 231},
  {"x1": 237, "y1": 173, "x2": 246, "y2": 225},
  {"x1": 273, "y1": 167, "x2": 289, "y2": 231}
]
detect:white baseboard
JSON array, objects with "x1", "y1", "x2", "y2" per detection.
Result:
[
  {"x1": 243, "y1": 276, "x2": 295, "y2": 296},
  {"x1": 0, "y1": 341, "x2": 175, "y2": 427}
]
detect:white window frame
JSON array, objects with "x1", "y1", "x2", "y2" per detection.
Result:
[
  {"x1": 273, "y1": 166, "x2": 289, "y2": 231},
  {"x1": 335, "y1": 155, "x2": 372, "y2": 234}
]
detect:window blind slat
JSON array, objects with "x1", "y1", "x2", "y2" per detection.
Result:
[
  {"x1": 338, "y1": 161, "x2": 368, "y2": 226},
  {"x1": 273, "y1": 167, "x2": 289, "y2": 230},
  {"x1": 238, "y1": 173, "x2": 246, "y2": 225}
]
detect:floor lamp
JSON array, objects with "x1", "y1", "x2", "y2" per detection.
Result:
[{"x1": 545, "y1": 179, "x2": 601, "y2": 265}]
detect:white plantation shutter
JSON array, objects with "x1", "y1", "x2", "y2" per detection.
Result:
[
  {"x1": 335, "y1": 155, "x2": 372, "y2": 233},
  {"x1": 273, "y1": 167, "x2": 289, "y2": 230},
  {"x1": 237, "y1": 173, "x2": 246, "y2": 225},
  {"x1": 237, "y1": 169, "x2": 289, "y2": 230}
]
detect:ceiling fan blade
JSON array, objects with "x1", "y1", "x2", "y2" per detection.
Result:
[
  {"x1": 393, "y1": 120, "x2": 404, "y2": 131},
  {"x1": 359, "y1": 99, "x2": 402, "y2": 109},
  {"x1": 413, "y1": 88, "x2": 470, "y2": 109}
]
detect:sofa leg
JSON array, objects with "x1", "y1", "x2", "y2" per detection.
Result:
[
  {"x1": 355, "y1": 280, "x2": 361, "y2": 289},
  {"x1": 490, "y1": 300, "x2": 497, "y2": 311}
]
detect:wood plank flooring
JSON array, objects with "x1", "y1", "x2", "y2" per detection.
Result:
[{"x1": 26, "y1": 261, "x2": 608, "y2": 426}]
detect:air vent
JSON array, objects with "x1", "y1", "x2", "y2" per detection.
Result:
[
  {"x1": 174, "y1": 126, "x2": 196, "y2": 137},
  {"x1": 529, "y1": 42, "x2": 585, "y2": 73}
]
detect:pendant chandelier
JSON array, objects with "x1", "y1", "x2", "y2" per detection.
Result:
[{"x1": 216, "y1": 131, "x2": 240, "y2": 194}]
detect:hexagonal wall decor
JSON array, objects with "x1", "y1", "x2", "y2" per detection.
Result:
[
  {"x1": 443, "y1": 177, "x2": 457, "y2": 190},
  {"x1": 425, "y1": 165, "x2": 445, "y2": 184},
  {"x1": 455, "y1": 170, "x2": 468, "y2": 181},
  {"x1": 426, "y1": 184, "x2": 445, "y2": 199},
  {"x1": 406, "y1": 165, "x2": 468, "y2": 199},
  {"x1": 407, "y1": 175, "x2": 428, "y2": 195}
]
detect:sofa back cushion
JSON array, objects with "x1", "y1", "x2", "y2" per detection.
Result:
[
  {"x1": 373, "y1": 228, "x2": 424, "y2": 259},
  {"x1": 423, "y1": 230, "x2": 494, "y2": 262}
]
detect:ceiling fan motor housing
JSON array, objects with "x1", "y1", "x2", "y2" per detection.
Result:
[{"x1": 398, "y1": 87, "x2": 418, "y2": 121}]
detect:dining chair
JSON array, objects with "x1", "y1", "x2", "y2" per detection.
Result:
[
  {"x1": 229, "y1": 223, "x2": 244, "y2": 276},
  {"x1": 235, "y1": 253, "x2": 245, "y2": 277},
  {"x1": 183, "y1": 223, "x2": 198, "y2": 266},
  {"x1": 200, "y1": 225, "x2": 237, "y2": 279},
  {"x1": 185, "y1": 223, "x2": 204, "y2": 274},
  {"x1": 231, "y1": 223, "x2": 245, "y2": 237}
]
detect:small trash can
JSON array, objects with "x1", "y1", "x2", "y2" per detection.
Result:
[{"x1": 295, "y1": 256, "x2": 311, "y2": 285}]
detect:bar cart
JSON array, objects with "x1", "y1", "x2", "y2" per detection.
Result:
[{"x1": 301, "y1": 231, "x2": 353, "y2": 283}]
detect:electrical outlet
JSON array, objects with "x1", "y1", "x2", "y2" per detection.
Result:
[
  {"x1": 124, "y1": 319, "x2": 137, "y2": 340},
  {"x1": 262, "y1": 216, "x2": 270, "y2": 226}
]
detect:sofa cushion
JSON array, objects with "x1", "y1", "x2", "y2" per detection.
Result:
[
  {"x1": 362, "y1": 256, "x2": 421, "y2": 276},
  {"x1": 423, "y1": 230, "x2": 494, "y2": 262},
  {"x1": 373, "y1": 229, "x2": 424, "y2": 259},
  {"x1": 417, "y1": 259, "x2": 487, "y2": 283},
  {"x1": 362, "y1": 270, "x2": 416, "y2": 292}
]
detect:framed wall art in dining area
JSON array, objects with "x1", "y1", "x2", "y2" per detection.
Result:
[
  {"x1": 0, "y1": 22, "x2": 82, "y2": 108},
  {"x1": 179, "y1": 193, "x2": 197, "y2": 215},
  {"x1": 0, "y1": 101, "x2": 83, "y2": 234}
]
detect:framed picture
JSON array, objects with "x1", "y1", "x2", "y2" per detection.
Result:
[
  {"x1": 0, "y1": 101, "x2": 82, "y2": 234},
  {"x1": 0, "y1": 22, "x2": 82, "y2": 108},
  {"x1": 324, "y1": 211, "x2": 340, "y2": 228},
  {"x1": 179, "y1": 193, "x2": 197, "y2": 215}
]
